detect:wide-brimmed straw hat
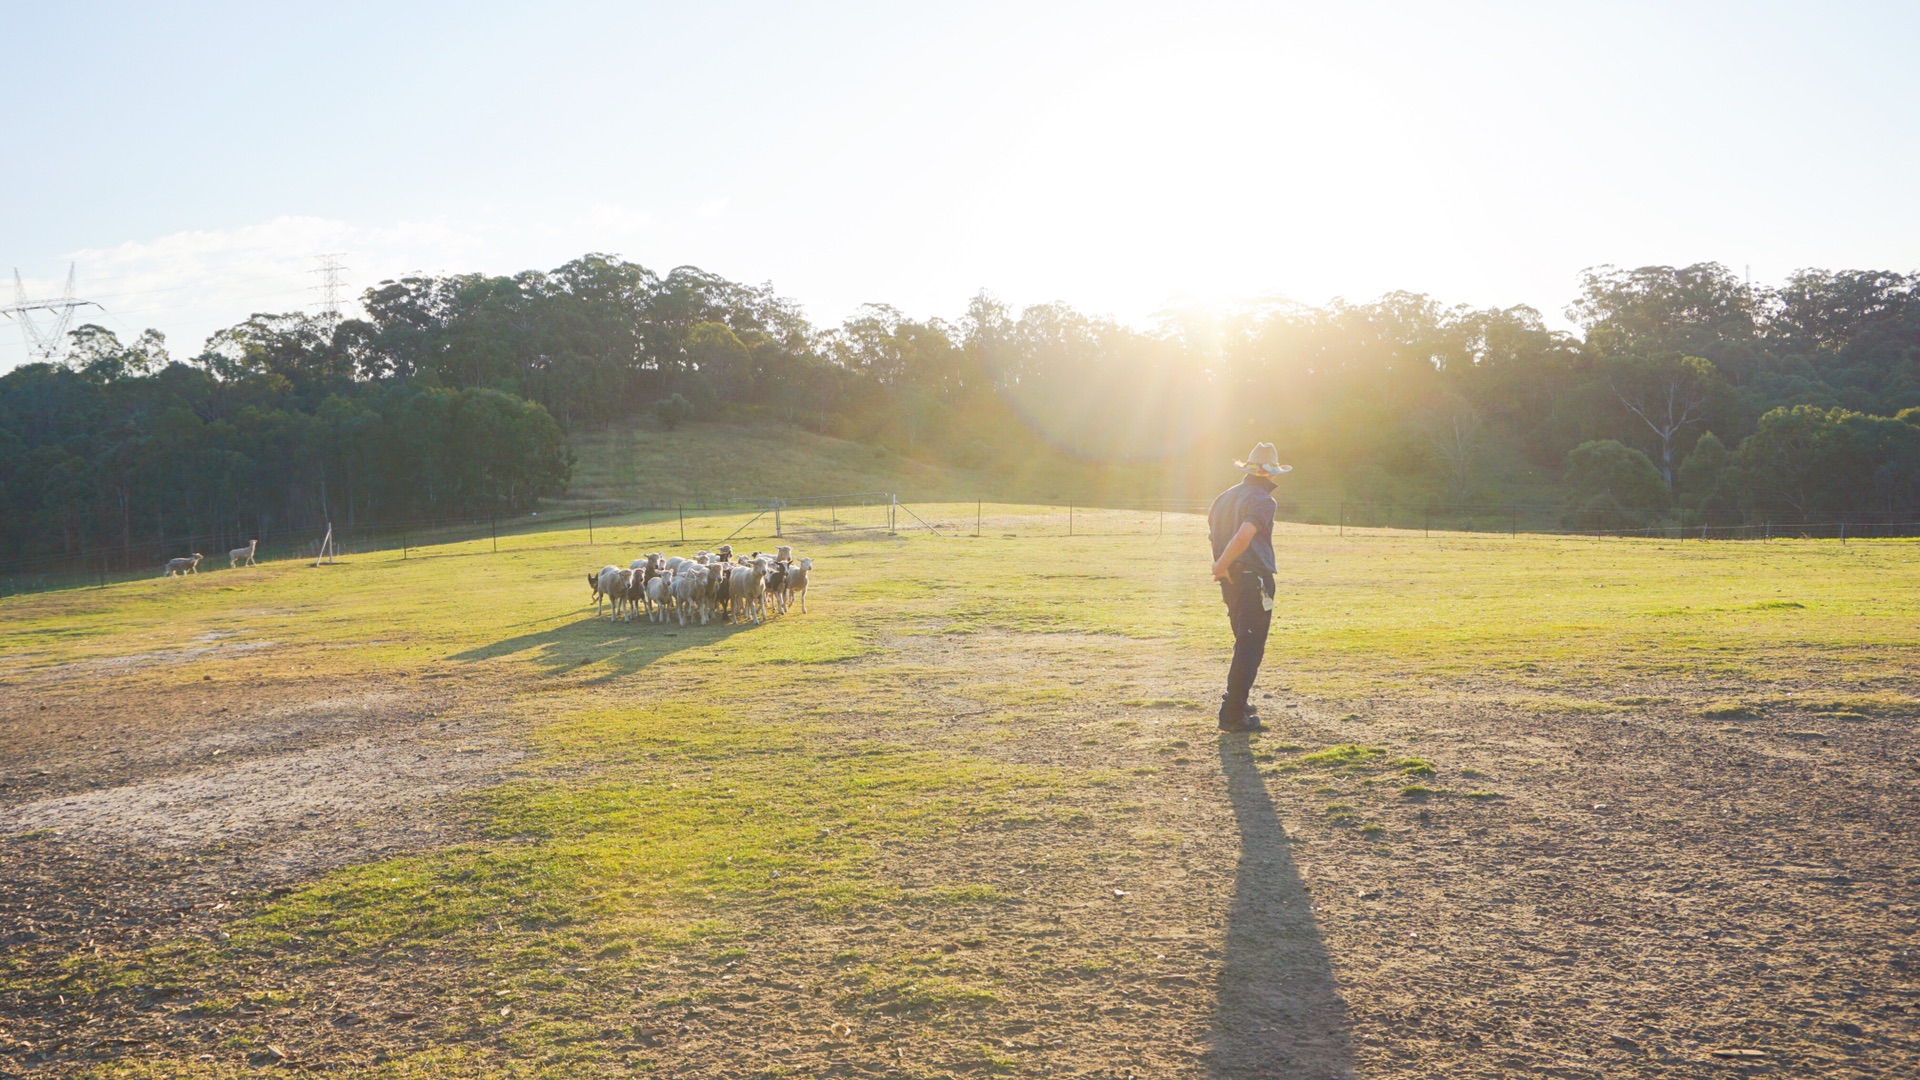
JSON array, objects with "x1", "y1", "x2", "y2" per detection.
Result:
[{"x1": 1236, "y1": 442, "x2": 1293, "y2": 476}]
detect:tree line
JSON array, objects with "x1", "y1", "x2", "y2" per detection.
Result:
[{"x1": 4, "y1": 255, "x2": 1919, "y2": 567}]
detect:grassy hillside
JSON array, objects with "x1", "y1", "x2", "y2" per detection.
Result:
[
  {"x1": 562, "y1": 418, "x2": 1144, "y2": 507},
  {"x1": 561, "y1": 417, "x2": 1571, "y2": 517}
]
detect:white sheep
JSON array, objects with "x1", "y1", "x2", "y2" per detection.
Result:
[
  {"x1": 670, "y1": 567, "x2": 699, "y2": 626},
  {"x1": 646, "y1": 570, "x2": 673, "y2": 623},
  {"x1": 162, "y1": 553, "x2": 203, "y2": 577},
  {"x1": 743, "y1": 557, "x2": 773, "y2": 624},
  {"x1": 229, "y1": 539, "x2": 257, "y2": 568},
  {"x1": 725, "y1": 563, "x2": 755, "y2": 624},
  {"x1": 616, "y1": 567, "x2": 642, "y2": 621},
  {"x1": 592, "y1": 565, "x2": 624, "y2": 619},
  {"x1": 786, "y1": 557, "x2": 812, "y2": 613},
  {"x1": 696, "y1": 562, "x2": 726, "y2": 624}
]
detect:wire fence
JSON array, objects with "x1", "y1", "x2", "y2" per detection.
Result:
[{"x1": 4, "y1": 494, "x2": 1915, "y2": 597}]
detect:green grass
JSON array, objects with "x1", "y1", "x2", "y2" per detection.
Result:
[
  {"x1": 5, "y1": 509, "x2": 1918, "y2": 1077},
  {"x1": 561, "y1": 416, "x2": 1122, "y2": 507},
  {"x1": 562, "y1": 418, "x2": 970, "y2": 505},
  {"x1": 1301, "y1": 744, "x2": 1388, "y2": 769}
]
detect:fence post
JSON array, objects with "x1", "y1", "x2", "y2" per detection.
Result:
[
  {"x1": 774, "y1": 504, "x2": 782, "y2": 538},
  {"x1": 1158, "y1": 508, "x2": 1164, "y2": 537},
  {"x1": 1839, "y1": 521, "x2": 1846, "y2": 544},
  {"x1": 679, "y1": 506, "x2": 685, "y2": 543},
  {"x1": 587, "y1": 510, "x2": 594, "y2": 545},
  {"x1": 402, "y1": 529, "x2": 409, "y2": 559}
]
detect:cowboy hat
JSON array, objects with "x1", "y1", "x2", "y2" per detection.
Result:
[{"x1": 1235, "y1": 442, "x2": 1293, "y2": 476}]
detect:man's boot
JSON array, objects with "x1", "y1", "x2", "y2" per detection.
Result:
[{"x1": 1218, "y1": 697, "x2": 1264, "y2": 732}]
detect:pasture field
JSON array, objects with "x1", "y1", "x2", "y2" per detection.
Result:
[{"x1": 2, "y1": 511, "x2": 1917, "y2": 1078}]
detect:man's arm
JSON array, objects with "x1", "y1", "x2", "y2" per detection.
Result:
[{"x1": 1212, "y1": 522, "x2": 1256, "y2": 582}]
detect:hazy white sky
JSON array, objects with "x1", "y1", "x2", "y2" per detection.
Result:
[{"x1": 6, "y1": 0, "x2": 1919, "y2": 368}]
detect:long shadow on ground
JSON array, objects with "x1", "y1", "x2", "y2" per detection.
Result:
[
  {"x1": 1209, "y1": 734, "x2": 1354, "y2": 1078},
  {"x1": 451, "y1": 610, "x2": 759, "y2": 682}
]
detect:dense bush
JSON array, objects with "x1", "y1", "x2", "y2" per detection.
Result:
[{"x1": 0, "y1": 353, "x2": 569, "y2": 564}]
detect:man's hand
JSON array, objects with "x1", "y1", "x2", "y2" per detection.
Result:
[{"x1": 1212, "y1": 522, "x2": 1257, "y2": 584}]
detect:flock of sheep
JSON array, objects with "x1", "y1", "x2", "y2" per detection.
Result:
[
  {"x1": 161, "y1": 540, "x2": 258, "y2": 577},
  {"x1": 588, "y1": 543, "x2": 812, "y2": 627}
]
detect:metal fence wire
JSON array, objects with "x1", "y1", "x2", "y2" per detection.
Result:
[{"x1": 4, "y1": 495, "x2": 1915, "y2": 596}]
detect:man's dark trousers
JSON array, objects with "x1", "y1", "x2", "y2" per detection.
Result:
[{"x1": 1221, "y1": 571, "x2": 1272, "y2": 719}]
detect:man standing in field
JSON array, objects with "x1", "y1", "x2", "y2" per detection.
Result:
[{"x1": 1209, "y1": 443, "x2": 1290, "y2": 732}]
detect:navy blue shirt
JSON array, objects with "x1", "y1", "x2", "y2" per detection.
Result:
[{"x1": 1208, "y1": 478, "x2": 1278, "y2": 575}]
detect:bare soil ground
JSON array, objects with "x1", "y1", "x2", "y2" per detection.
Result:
[{"x1": 3, "y1": 535, "x2": 1918, "y2": 1078}]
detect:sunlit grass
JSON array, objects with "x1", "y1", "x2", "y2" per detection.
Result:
[{"x1": 6, "y1": 509, "x2": 1918, "y2": 1077}]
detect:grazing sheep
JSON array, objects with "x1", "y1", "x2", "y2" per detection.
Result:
[
  {"x1": 670, "y1": 567, "x2": 700, "y2": 627},
  {"x1": 646, "y1": 570, "x2": 673, "y2": 623},
  {"x1": 622, "y1": 567, "x2": 651, "y2": 623},
  {"x1": 714, "y1": 561, "x2": 734, "y2": 621},
  {"x1": 726, "y1": 562, "x2": 757, "y2": 624},
  {"x1": 765, "y1": 560, "x2": 790, "y2": 616},
  {"x1": 229, "y1": 539, "x2": 257, "y2": 568},
  {"x1": 612, "y1": 567, "x2": 640, "y2": 621},
  {"x1": 697, "y1": 561, "x2": 728, "y2": 624},
  {"x1": 744, "y1": 557, "x2": 773, "y2": 624},
  {"x1": 582, "y1": 546, "x2": 809, "y2": 630},
  {"x1": 162, "y1": 553, "x2": 203, "y2": 577},
  {"x1": 786, "y1": 557, "x2": 812, "y2": 613},
  {"x1": 593, "y1": 565, "x2": 624, "y2": 619}
]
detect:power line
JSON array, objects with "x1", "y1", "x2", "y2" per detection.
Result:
[
  {"x1": 4, "y1": 265, "x2": 105, "y2": 364},
  {"x1": 311, "y1": 253, "x2": 349, "y2": 324}
]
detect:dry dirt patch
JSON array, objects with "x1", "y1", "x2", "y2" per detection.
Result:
[{"x1": 1, "y1": 736, "x2": 519, "y2": 877}]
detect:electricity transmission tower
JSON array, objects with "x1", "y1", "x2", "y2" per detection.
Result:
[
  {"x1": 310, "y1": 253, "x2": 349, "y2": 325},
  {"x1": 3, "y1": 265, "x2": 101, "y2": 363}
]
